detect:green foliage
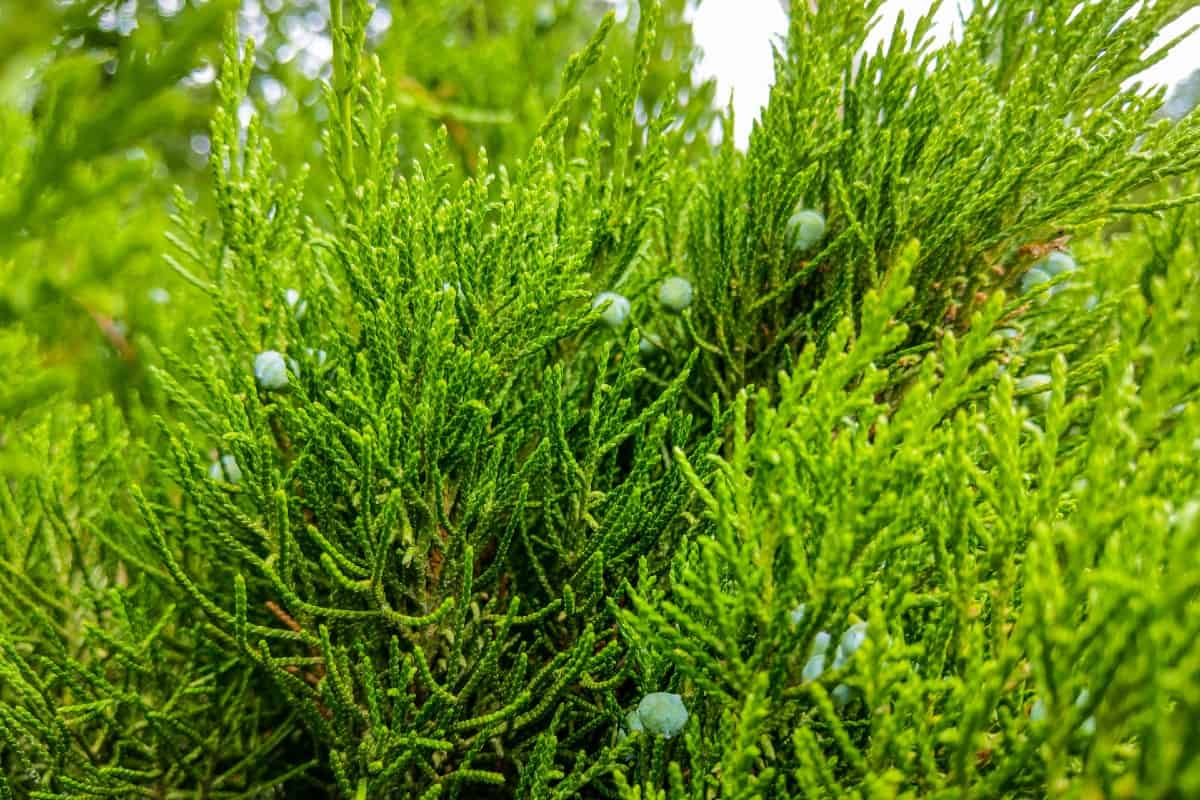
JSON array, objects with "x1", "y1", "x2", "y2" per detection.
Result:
[
  {"x1": 0, "y1": 328, "x2": 314, "y2": 797},
  {"x1": 668, "y1": 0, "x2": 1200, "y2": 407},
  {"x1": 0, "y1": 0, "x2": 233, "y2": 403},
  {"x1": 3, "y1": 0, "x2": 1200, "y2": 797},
  {"x1": 0, "y1": 0, "x2": 713, "y2": 405},
  {"x1": 621, "y1": 235, "x2": 1200, "y2": 796}
]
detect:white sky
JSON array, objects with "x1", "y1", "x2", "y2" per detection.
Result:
[{"x1": 685, "y1": 0, "x2": 1200, "y2": 147}]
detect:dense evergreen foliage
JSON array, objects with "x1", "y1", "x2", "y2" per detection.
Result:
[{"x1": 2, "y1": 1, "x2": 1199, "y2": 797}]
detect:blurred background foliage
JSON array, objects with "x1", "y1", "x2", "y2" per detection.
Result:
[{"x1": 0, "y1": 0, "x2": 717, "y2": 411}]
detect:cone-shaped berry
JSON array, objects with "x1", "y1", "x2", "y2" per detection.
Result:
[
  {"x1": 208, "y1": 454, "x2": 242, "y2": 483},
  {"x1": 787, "y1": 208, "x2": 826, "y2": 252},
  {"x1": 657, "y1": 276, "x2": 693, "y2": 311},
  {"x1": 636, "y1": 692, "x2": 688, "y2": 739},
  {"x1": 254, "y1": 350, "x2": 289, "y2": 390},
  {"x1": 592, "y1": 292, "x2": 631, "y2": 329}
]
